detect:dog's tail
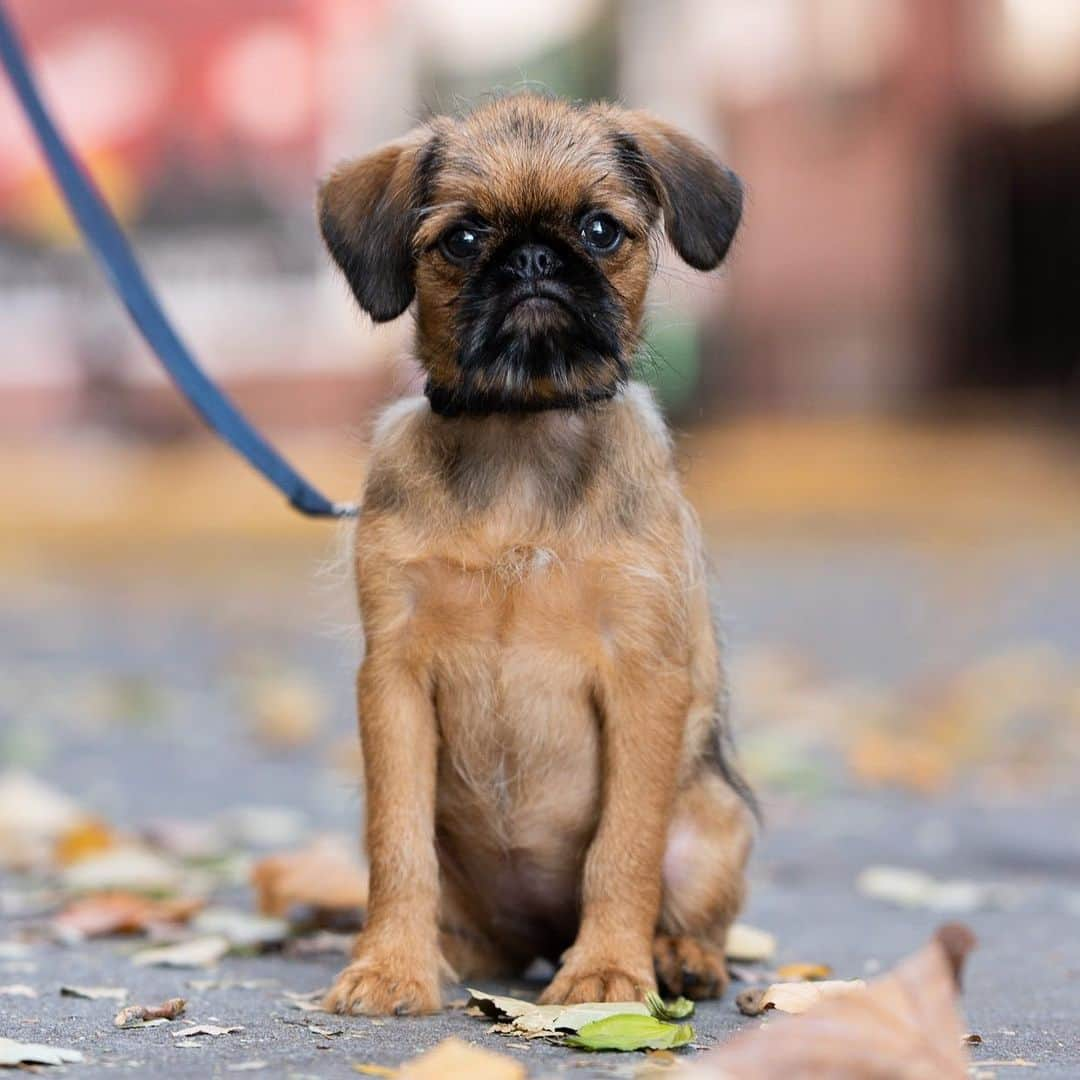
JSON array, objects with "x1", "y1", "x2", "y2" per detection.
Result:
[{"x1": 706, "y1": 713, "x2": 761, "y2": 824}]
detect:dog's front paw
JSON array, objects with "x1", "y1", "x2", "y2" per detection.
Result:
[
  {"x1": 324, "y1": 951, "x2": 442, "y2": 1015},
  {"x1": 539, "y1": 950, "x2": 655, "y2": 1005}
]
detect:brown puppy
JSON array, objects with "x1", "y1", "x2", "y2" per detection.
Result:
[{"x1": 318, "y1": 94, "x2": 755, "y2": 1015}]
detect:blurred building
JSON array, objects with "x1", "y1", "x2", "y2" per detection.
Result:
[{"x1": 0, "y1": 0, "x2": 1077, "y2": 436}]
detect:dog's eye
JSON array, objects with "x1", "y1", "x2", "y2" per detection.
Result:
[
  {"x1": 580, "y1": 213, "x2": 623, "y2": 253},
  {"x1": 440, "y1": 226, "x2": 482, "y2": 263}
]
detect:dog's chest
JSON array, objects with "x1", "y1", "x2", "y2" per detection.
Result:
[{"x1": 411, "y1": 540, "x2": 607, "y2": 832}]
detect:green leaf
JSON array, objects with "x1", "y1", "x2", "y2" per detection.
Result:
[
  {"x1": 644, "y1": 990, "x2": 695, "y2": 1021},
  {"x1": 564, "y1": 1013, "x2": 694, "y2": 1052}
]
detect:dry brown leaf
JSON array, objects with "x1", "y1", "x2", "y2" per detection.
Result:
[
  {"x1": 53, "y1": 892, "x2": 204, "y2": 938},
  {"x1": 691, "y1": 923, "x2": 977, "y2": 1079},
  {"x1": 396, "y1": 1038, "x2": 525, "y2": 1079},
  {"x1": 774, "y1": 962, "x2": 832, "y2": 982},
  {"x1": 114, "y1": 997, "x2": 187, "y2": 1028},
  {"x1": 738, "y1": 979, "x2": 867, "y2": 1016},
  {"x1": 251, "y1": 838, "x2": 368, "y2": 918}
]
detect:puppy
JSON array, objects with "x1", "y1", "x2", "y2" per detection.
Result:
[{"x1": 318, "y1": 93, "x2": 755, "y2": 1015}]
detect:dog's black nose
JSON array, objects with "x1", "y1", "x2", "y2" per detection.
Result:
[{"x1": 506, "y1": 243, "x2": 560, "y2": 281}]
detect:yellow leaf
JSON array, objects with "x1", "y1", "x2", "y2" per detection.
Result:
[
  {"x1": 774, "y1": 962, "x2": 833, "y2": 982},
  {"x1": 54, "y1": 818, "x2": 115, "y2": 866}
]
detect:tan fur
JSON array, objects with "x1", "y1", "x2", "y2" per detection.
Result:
[{"x1": 319, "y1": 96, "x2": 754, "y2": 1016}]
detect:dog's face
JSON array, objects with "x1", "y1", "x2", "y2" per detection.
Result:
[{"x1": 319, "y1": 95, "x2": 741, "y2": 416}]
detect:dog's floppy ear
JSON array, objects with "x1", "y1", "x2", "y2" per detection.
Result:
[
  {"x1": 318, "y1": 129, "x2": 435, "y2": 322},
  {"x1": 614, "y1": 112, "x2": 742, "y2": 271}
]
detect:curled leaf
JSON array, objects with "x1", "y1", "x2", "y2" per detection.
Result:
[
  {"x1": 738, "y1": 979, "x2": 867, "y2": 1016},
  {"x1": 645, "y1": 990, "x2": 695, "y2": 1021},
  {"x1": 114, "y1": 997, "x2": 187, "y2": 1028},
  {"x1": 565, "y1": 1014, "x2": 694, "y2": 1052},
  {"x1": 690, "y1": 923, "x2": 977, "y2": 1079}
]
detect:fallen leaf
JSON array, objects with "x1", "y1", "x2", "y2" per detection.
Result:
[
  {"x1": 0, "y1": 1037, "x2": 84, "y2": 1066},
  {"x1": 132, "y1": 935, "x2": 230, "y2": 968},
  {"x1": 566, "y1": 1014, "x2": 695, "y2": 1052},
  {"x1": 245, "y1": 672, "x2": 325, "y2": 749},
  {"x1": 397, "y1": 1037, "x2": 525, "y2": 1079},
  {"x1": 856, "y1": 866, "x2": 1015, "y2": 913},
  {"x1": 467, "y1": 988, "x2": 650, "y2": 1036},
  {"x1": 190, "y1": 906, "x2": 290, "y2": 949},
  {"x1": 724, "y1": 923, "x2": 776, "y2": 963},
  {"x1": 251, "y1": 837, "x2": 368, "y2": 919},
  {"x1": 645, "y1": 991, "x2": 695, "y2": 1021},
  {"x1": 774, "y1": 962, "x2": 832, "y2": 982},
  {"x1": 737, "y1": 979, "x2": 867, "y2": 1016},
  {"x1": 847, "y1": 730, "x2": 953, "y2": 794},
  {"x1": 689, "y1": 923, "x2": 977, "y2": 1079},
  {"x1": 61, "y1": 985, "x2": 128, "y2": 1000},
  {"x1": 175, "y1": 1024, "x2": 243, "y2": 1037},
  {"x1": 287, "y1": 931, "x2": 353, "y2": 957},
  {"x1": 0, "y1": 983, "x2": 36, "y2": 997},
  {"x1": 963, "y1": 1033, "x2": 983, "y2": 1045},
  {"x1": 188, "y1": 977, "x2": 274, "y2": 992},
  {"x1": 62, "y1": 845, "x2": 184, "y2": 894},
  {"x1": 53, "y1": 892, "x2": 204, "y2": 939},
  {"x1": 54, "y1": 818, "x2": 116, "y2": 865},
  {"x1": 218, "y1": 805, "x2": 307, "y2": 850},
  {"x1": 53, "y1": 889, "x2": 206, "y2": 941},
  {"x1": 283, "y1": 988, "x2": 328, "y2": 1013},
  {"x1": 0, "y1": 773, "x2": 84, "y2": 871},
  {"x1": 465, "y1": 988, "x2": 541, "y2": 1021},
  {"x1": 114, "y1": 997, "x2": 187, "y2": 1027},
  {"x1": 141, "y1": 818, "x2": 228, "y2": 861}
]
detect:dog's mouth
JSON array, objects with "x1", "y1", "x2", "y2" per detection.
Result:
[{"x1": 500, "y1": 283, "x2": 576, "y2": 327}]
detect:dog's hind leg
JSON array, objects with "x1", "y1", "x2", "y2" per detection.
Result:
[{"x1": 654, "y1": 769, "x2": 755, "y2": 999}]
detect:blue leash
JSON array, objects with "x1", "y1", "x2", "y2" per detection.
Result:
[{"x1": 0, "y1": 4, "x2": 355, "y2": 519}]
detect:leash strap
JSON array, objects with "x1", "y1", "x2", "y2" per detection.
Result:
[{"x1": 0, "y1": 4, "x2": 356, "y2": 519}]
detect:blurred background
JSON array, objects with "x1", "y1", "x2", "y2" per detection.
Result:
[{"x1": 1, "y1": 0, "x2": 1079, "y2": 824}]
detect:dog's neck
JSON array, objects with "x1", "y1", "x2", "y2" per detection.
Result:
[
  {"x1": 423, "y1": 398, "x2": 612, "y2": 517},
  {"x1": 424, "y1": 378, "x2": 619, "y2": 419}
]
